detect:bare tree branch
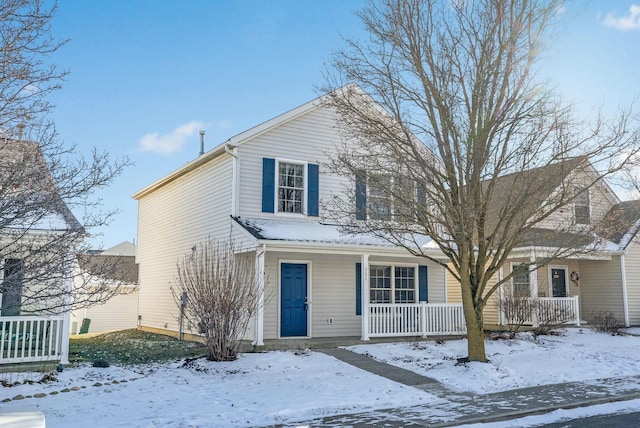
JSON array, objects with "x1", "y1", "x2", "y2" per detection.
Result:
[{"x1": 323, "y1": 0, "x2": 640, "y2": 362}]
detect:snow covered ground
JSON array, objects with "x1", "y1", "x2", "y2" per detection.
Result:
[{"x1": 0, "y1": 328, "x2": 639, "y2": 427}]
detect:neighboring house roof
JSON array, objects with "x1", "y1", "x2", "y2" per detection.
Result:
[
  {"x1": 77, "y1": 241, "x2": 139, "y2": 284},
  {"x1": 101, "y1": 241, "x2": 136, "y2": 256},
  {"x1": 484, "y1": 156, "x2": 589, "y2": 233},
  {"x1": 77, "y1": 253, "x2": 139, "y2": 284},
  {"x1": 233, "y1": 216, "x2": 438, "y2": 250},
  {"x1": 516, "y1": 227, "x2": 599, "y2": 249},
  {"x1": 598, "y1": 200, "x2": 640, "y2": 249}
]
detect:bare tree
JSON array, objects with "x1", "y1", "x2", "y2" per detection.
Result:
[
  {"x1": 323, "y1": 0, "x2": 640, "y2": 361},
  {"x1": 0, "y1": 0, "x2": 130, "y2": 315},
  {"x1": 174, "y1": 238, "x2": 261, "y2": 362}
]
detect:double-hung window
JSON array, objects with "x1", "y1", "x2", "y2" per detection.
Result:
[
  {"x1": 356, "y1": 172, "x2": 424, "y2": 222},
  {"x1": 573, "y1": 186, "x2": 590, "y2": 225},
  {"x1": 278, "y1": 161, "x2": 305, "y2": 214},
  {"x1": 369, "y1": 265, "x2": 416, "y2": 303},
  {"x1": 262, "y1": 158, "x2": 319, "y2": 216},
  {"x1": 511, "y1": 264, "x2": 530, "y2": 298},
  {"x1": 368, "y1": 175, "x2": 392, "y2": 220}
]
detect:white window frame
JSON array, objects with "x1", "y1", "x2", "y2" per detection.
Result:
[
  {"x1": 369, "y1": 263, "x2": 418, "y2": 304},
  {"x1": 573, "y1": 186, "x2": 591, "y2": 225},
  {"x1": 510, "y1": 262, "x2": 531, "y2": 298},
  {"x1": 275, "y1": 158, "x2": 307, "y2": 216},
  {"x1": 367, "y1": 174, "x2": 416, "y2": 222}
]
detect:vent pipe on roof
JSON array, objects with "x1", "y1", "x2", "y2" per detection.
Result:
[{"x1": 199, "y1": 130, "x2": 205, "y2": 156}]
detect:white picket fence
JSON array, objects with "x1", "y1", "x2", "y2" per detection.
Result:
[
  {"x1": 501, "y1": 296, "x2": 581, "y2": 327},
  {"x1": 0, "y1": 316, "x2": 67, "y2": 364},
  {"x1": 369, "y1": 303, "x2": 467, "y2": 337}
]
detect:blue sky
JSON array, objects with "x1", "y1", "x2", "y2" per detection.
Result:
[{"x1": 48, "y1": 1, "x2": 640, "y2": 249}]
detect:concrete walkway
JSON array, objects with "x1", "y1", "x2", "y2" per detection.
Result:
[{"x1": 289, "y1": 348, "x2": 640, "y2": 427}]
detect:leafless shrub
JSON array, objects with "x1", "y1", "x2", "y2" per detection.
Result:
[
  {"x1": 533, "y1": 301, "x2": 574, "y2": 336},
  {"x1": 498, "y1": 291, "x2": 535, "y2": 339},
  {"x1": 591, "y1": 310, "x2": 626, "y2": 335},
  {"x1": 173, "y1": 238, "x2": 261, "y2": 362}
]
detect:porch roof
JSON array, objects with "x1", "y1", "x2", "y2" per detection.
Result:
[{"x1": 233, "y1": 216, "x2": 439, "y2": 250}]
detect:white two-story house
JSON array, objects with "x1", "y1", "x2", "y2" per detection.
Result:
[{"x1": 133, "y1": 89, "x2": 462, "y2": 346}]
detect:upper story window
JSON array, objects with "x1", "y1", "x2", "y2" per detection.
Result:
[
  {"x1": 573, "y1": 186, "x2": 590, "y2": 225},
  {"x1": 369, "y1": 175, "x2": 392, "y2": 220},
  {"x1": 278, "y1": 162, "x2": 304, "y2": 214},
  {"x1": 356, "y1": 172, "x2": 424, "y2": 222},
  {"x1": 262, "y1": 158, "x2": 319, "y2": 217}
]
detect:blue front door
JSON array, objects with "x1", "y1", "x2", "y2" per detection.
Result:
[{"x1": 281, "y1": 263, "x2": 308, "y2": 337}]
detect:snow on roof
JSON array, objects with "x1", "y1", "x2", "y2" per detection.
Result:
[{"x1": 234, "y1": 217, "x2": 438, "y2": 249}]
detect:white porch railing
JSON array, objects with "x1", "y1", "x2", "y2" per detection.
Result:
[
  {"x1": 501, "y1": 296, "x2": 580, "y2": 327},
  {"x1": 0, "y1": 316, "x2": 67, "y2": 364},
  {"x1": 536, "y1": 296, "x2": 580, "y2": 326},
  {"x1": 369, "y1": 303, "x2": 467, "y2": 337}
]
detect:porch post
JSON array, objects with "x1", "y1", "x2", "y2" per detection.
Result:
[
  {"x1": 529, "y1": 253, "x2": 538, "y2": 327},
  {"x1": 60, "y1": 249, "x2": 73, "y2": 365},
  {"x1": 253, "y1": 245, "x2": 266, "y2": 346},
  {"x1": 498, "y1": 266, "x2": 504, "y2": 326},
  {"x1": 620, "y1": 254, "x2": 630, "y2": 327},
  {"x1": 361, "y1": 254, "x2": 370, "y2": 341}
]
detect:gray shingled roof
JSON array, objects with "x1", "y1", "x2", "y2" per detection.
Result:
[
  {"x1": 598, "y1": 199, "x2": 640, "y2": 248},
  {"x1": 77, "y1": 254, "x2": 138, "y2": 284}
]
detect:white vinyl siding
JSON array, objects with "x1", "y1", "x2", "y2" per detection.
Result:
[
  {"x1": 71, "y1": 287, "x2": 138, "y2": 334},
  {"x1": 623, "y1": 242, "x2": 640, "y2": 325},
  {"x1": 236, "y1": 107, "x2": 344, "y2": 222},
  {"x1": 136, "y1": 155, "x2": 234, "y2": 334},
  {"x1": 579, "y1": 257, "x2": 625, "y2": 323},
  {"x1": 536, "y1": 175, "x2": 616, "y2": 230}
]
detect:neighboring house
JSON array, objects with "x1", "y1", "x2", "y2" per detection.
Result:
[
  {"x1": 0, "y1": 139, "x2": 82, "y2": 364},
  {"x1": 134, "y1": 89, "x2": 460, "y2": 345},
  {"x1": 71, "y1": 241, "x2": 139, "y2": 334},
  {"x1": 446, "y1": 158, "x2": 640, "y2": 328}
]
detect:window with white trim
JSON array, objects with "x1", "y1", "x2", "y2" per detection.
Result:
[
  {"x1": 573, "y1": 186, "x2": 590, "y2": 224},
  {"x1": 369, "y1": 265, "x2": 416, "y2": 303},
  {"x1": 367, "y1": 174, "x2": 417, "y2": 222},
  {"x1": 278, "y1": 161, "x2": 304, "y2": 214},
  {"x1": 511, "y1": 264, "x2": 530, "y2": 298}
]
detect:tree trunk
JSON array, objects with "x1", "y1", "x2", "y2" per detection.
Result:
[
  {"x1": 460, "y1": 275, "x2": 488, "y2": 362},
  {"x1": 465, "y1": 307, "x2": 487, "y2": 362}
]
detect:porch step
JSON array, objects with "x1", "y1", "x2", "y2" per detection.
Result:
[{"x1": 318, "y1": 348, "x2": 444, "y2": 392}]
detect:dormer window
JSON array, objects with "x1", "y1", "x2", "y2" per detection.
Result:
[{"x1": 573, "y1": 186, "x2": 590, "y2": 224}]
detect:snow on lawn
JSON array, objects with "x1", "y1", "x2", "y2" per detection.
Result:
[
  {"x1": 0, "y1": 350, "x2": 445, "y2": 428},
  {"x1": 348, "y1": 328, "x2": 640, "y2": 394}
]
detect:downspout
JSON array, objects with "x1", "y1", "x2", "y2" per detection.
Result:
[
  {"x1": 253, "y1": 243, "x2": 266, "y2": 346},
  {"x1": 530, "y1": 252, "x2": 539, "y2": 327},
  {"x1": 224, "y1": 142, "x2": 238, "y2": 217},
  {"x1": 620, "y1": 254, "x2": 630, "y2": 327},
  {"x1": 361, "y1": 254, "x2": 370, "y2": 341},
  {"x1": 60, "y1": 249, "x2": 74, "y2": 365}
]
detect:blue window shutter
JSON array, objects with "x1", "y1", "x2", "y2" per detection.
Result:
[
  {"x1": 307, "y1": 163, "x2": 319, "y2": 217},
  {"x1": 355, "y1": 172, "x2": 366, "y2": 220},
  {"x1": 262, "y1": 158, "x2": 275, "y2": 213},
  {"x1": 355, "y1": 262, "x2": 362, "y2": 315},
  {"x1": 419, "y1": 265, "x2": 428, "y2": 302}
]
